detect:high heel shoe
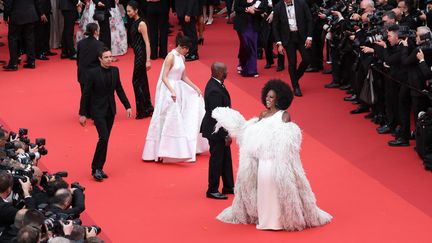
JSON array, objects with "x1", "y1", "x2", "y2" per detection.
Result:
[{"x1": 198, "y1": 38, "x2": 204, "y2": 45}]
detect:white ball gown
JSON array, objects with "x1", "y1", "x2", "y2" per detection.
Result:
[
  {"x1": 142, "y1": 49, "x2": 209, "y2": 162},
  {"x1": 212, "y1": 107, "x2": 332, "y2": 231}
]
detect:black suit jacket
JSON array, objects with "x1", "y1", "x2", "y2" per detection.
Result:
[
  {"x1": 3, "y1": 0, "x2": 40, "y2": 25},
  {"x1": 79, "y1": 66, "x2": 131, "y2": 117},
  {"x1": 174, "y1": 0, "x2": 199, "y2": 17},
  {"x1": 76, "y1": 36, "x2": 105, "y2": 83},
  {"x1": 272, "y1": 0, "x2": 313, "y2": 45},
  {"x1": 0, "y1": 197, "x2": 34, "y2": 228},
  {"x1": 200, "y1": 78, "x2": 231, "y2": 141},
  {"x1": 38, "y1": 0, "x2": 52, "y2": 15},
  {"x1": 58, "y1": 0, "x2": 78, "y2": 11}
]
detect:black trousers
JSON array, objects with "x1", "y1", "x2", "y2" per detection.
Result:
[
  {"x1": 146, "y1": 9, "x2": 169, "y2": 59},
  {"x1": 35, "y1": 16, "x2": 51, "y2": 56},
  {"x1": 284, "y1": 32, "x2": 311, "y2": 89},
  {"x1": 8, "y1": 22, "x2": 36, "y2": 65},
  {"x1": 61, "y1": 10, "x2": 76, "y2": 56},
  {"x1": 384, "y1": 75, "x2": 400, "y2": 129},
  {"x1": 225, "y1": 0, "x2": 233, "y2": 17},
  {"x1": 178, "y1": 16, "x2": 198, "y2": 56},
  {"x1": 398, "y1": 86, "x2": 411, "y2": 140},
  {"x1": 310, "y1": 22, "x2": 324, "y2": 69},
  {"x1": 91, "y1": 115, "x2": 115, "y2": 172},
  {"x1": 207, "y1": 139, "x2": 234, "y2": 193},
  {"x1": 98, "y1": 14, "x2": 112, "y2": 50}
]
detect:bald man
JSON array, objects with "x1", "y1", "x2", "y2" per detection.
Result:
[{"x1": 200, "y1": 62, "x2": 234, "y2": 200}]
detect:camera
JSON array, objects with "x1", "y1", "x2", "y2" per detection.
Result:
[
  {"x1": 71, "y1": 181, "x2": 86, "y2": 191},
  {"x1": 40, "y1": 171, "x2": 68, "y2": 187},
  {"x1": 35, "y1": 138, "x2": 48, "y2": 155},
  {"x1": 398, "y1": 25, "x2": 416, "y2": 40}
]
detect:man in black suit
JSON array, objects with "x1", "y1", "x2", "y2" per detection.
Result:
[
  {"x1": 146, "y1": 0, "x2": 169, "y2": 59},
  {"x1": 273, "y1": 0, "x2": 313, "y2": 97},
  {"x1": 200, "y1": 62, "x2": 234, "y2": 200},
  {"x1": 77, "y1": 23, "x2": 105, "y2": 93},
  {"x1": 3, "y1": 0, "x2": 40, "y2": 71},
  {"x1": 175, "y1": 0, "x2": 199, "y2": 61},
  {"x1": 79, "y1": 47, "x2": 132, "y2": 181},
  {"x1": 35, "y1": 0, "x2": 52, "y2": 60},
  {"x1": 93, "y1": 0, "x2": 116, "y2": 50},
  {"x1": 0, "y1": 171, "x2": 34, "y2": 229},
  {"x1": 59, "y1": 0, "x2": 79, "y2": 59}
]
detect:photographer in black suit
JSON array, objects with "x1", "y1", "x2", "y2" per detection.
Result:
[
  {"x1": 273, "y1": 0, "x2": 313, "y2": 97},
  {"x1": 3, "y1": 0, "x2": 41, "y2": 71},
  {"x1": 201, "y1": 62, "x2": 234, "y2": 200},
  {"x1": 79, "y1": 47, "x2": 132, "y2": 181}
]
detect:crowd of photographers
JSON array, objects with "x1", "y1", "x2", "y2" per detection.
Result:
[
  {"x1": 0, "y1": 127, "x2": 103, "y2": 243},
  {"x1": 302, "y1": 0, "x2": 432, "y2": 170}
]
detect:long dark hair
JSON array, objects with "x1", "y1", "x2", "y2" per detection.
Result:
[{"x1": 127, "y1": 0, "x2": 142, "y2": 17}]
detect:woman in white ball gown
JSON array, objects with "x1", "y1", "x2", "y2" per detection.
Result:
[
  {"x1": 142, "y1": 33, "x2": 208, "y2": 163},
  {"x1": 212, "y1": 79, "x2": 332, "y2": 230}
]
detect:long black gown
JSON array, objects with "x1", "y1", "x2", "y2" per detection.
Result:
[{"x1": 130, "y1": 17, "x2": 154, "y2": 117}]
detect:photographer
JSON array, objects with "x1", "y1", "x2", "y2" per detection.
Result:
[
  {"x1": 0, "y1": 171, "x2": 34, "y2": 230},
  {"x1": 48, "y1": 188, "x2": 85, "y2": 220}
]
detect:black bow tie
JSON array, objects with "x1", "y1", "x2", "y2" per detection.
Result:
[{"x1": 286, "y1": 3, "x2": 293, "y2": 6}]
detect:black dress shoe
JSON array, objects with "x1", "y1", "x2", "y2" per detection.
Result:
[
  {"x1": 322, "y1": 69, "x2": 332, "y2": 74},
  {"x1": 100, "y1": 170, "x2": 108, "y2": 179},
  {"x1": 294, "y1": 88, "x2": 303, "y2": 97},
  {"x1": 136, "y1": 112, "x2": 152, "y2": 119},
  {"x1": 377, "y1": 124, "x2": 392, "y2": 134},
  {"x1": 69, "y1": 54, "x2": 77, "y2": 60},
  {"x1": 305, "y1": 67, "x2": 319, "y2": 72},
  {"x1": 3, "y1": 64, "x2": 18, "y2": 71},
  {"x1": 346, "y1": 89, "x2": 355, "y2": 95},
  {"x1": 276, "y1": 66, "x2": 284, "y2": 72},
  {"x1": 206, "y1": 192, "x2": 228, "y2": 200},
  {"x1": 185, "y1": 54, "x2": 199, "y2": 61},
  {"x1": 324, "y1": 82, "x2": 340, "y2": 88},
  {"x1": 44, "y1": 51, "x2": 57, "y2": 56},
  {"x1": 61, "y1": 53, "x2": 69, "y2": 59},
  {"x1": 351, "y1": 100, "x2": 360, "y2": 105},
  {"x1": 344, "y1": 94, "x2": 357, "y2": 101},
  {"x1": 92, "y1": 170, "x2": 104, "y2": 181},
  {"x1": 264, "y1": 63, "x2": 272, "y2": 69},
  {"x1": 350, "y1": 106, "x2": 369, "y2": 114},
  {"x1": 339, "y1": 84, "x2": 351, "y2": 90},
  {"x1": 364, "y1": 112, "x2": 375, "y2": 119},
  {"x1": 36, "y1": 54, "x2": 49, "y2": 60},
  {"x1": 388, "y1": 138, "x2": 409, "y2": 147},
  {"x1": 222, "y1": 188, "x2": 234, "y2": 194},
  {"x1": 23, "y1": 63, "x2": 35, "y2": 69}
]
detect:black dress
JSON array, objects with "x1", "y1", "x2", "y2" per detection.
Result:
[{"x1": 130, "y1": 18, "x2": 154, "y2": 117}]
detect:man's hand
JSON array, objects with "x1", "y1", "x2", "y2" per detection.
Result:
[
  {"x1": 97, "y1": 2, "x2": 105, "y2": 7},
  {"x1": 29, "y1": 145, "x2": 39, "y2": 153},
  {"x1": 417, "y1": 49, "x2": 425, "y2": 61},
  {"x1": 19, "y1": 177, "x2": 32, "y2": 197},
  {"x1": 360, "y1": 46, "x2": 374, "y2": 54},
  {"x1": 375, "y1": 40, "x2": 387, "y2": 48},
  {"x1": 79, "y1": 116, "x2": 87, "y2": 127},
  {"x1": 126, "y1": 108, "x2": 132, "y2": 118},
  {"x1": 225, "y1": 136, "x2": 232, "y2": 147},
  {"x1": 305, "y1": 39, "x2": 312, "y2": 49},
  {"x1": 266, "y1": 12, "x2": 273, "y2": 23},
  {"x1": 400, "y1": 38, "x2": 408, "y2": 47},
  {"x1": 60, "y1": 221, "x2": 74, "y2": 236},
  {"x1": 277, "y1": 44, "x2": 285, "y2": 55},
  {"x1": 185, "y1": 15, "x2": 190, "y2": 23},
  {"x1": 41, "y1": 15, "x2": 48, "y2": 23},
  {"x1": 86, "y1": 227, "x2": 97, "y2": 238},
  {"x1": 350, "y1": 13, "x2": 361, "y2": 21},
  {"x1": 331, "y1": 10, "x2": 342, "y2": 18}
]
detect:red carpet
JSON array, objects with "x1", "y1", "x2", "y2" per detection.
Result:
[{"x1": 1, "y1": 15, "x2": 432, "y2": 242}]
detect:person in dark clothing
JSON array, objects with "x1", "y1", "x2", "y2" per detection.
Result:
[
  {"x1": 92, "y1": 0, "x2": 116, "y2": 50},
  {"x1": 127, "y1": 1, "x2": 154, "y2": 119},
  {"x1": 146, "y1": 0, "x2": 169, "y2": 59},
  {"x1": 35, "y1": 0, "x2": 52, "y2": 61},
  {"x1": 59, "y1": 0, "x2": 79, "y2": 59},
  {"x1": 175, "y1": 0, "x2": 200, "y2": 61}
]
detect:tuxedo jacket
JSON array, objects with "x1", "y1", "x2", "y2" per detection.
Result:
[
  {"x1": 79, "y1": 66, "x2": 131, "y2": 118},
  {"x1": 76, "y1": 36, "x2": 105, "y2": 83},
  {"x1": 3, "y1": 0, "x2": 40, "y2": 25},
  {"x1": 272, "y1": 0, "x2": 313, "y2": 45},
  {"x1": 174, "y1": 0, "x2": 199, "y2": 17},
  {"x1": 200, "y1": 78, "x2": 231, "y2": 141}
]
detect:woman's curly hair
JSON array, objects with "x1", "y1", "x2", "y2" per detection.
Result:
[{"x1": 261, "y1": 79, "x2": 293, "y2": 110}]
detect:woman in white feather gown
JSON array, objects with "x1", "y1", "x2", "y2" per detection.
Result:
[{"x1": 212, "y1": 79, "x2": 332, "y2": 230}]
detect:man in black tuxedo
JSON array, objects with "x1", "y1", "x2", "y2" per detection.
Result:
[
  {"x1": 175, "y1": 0, "x2": 199, "y2": 61},
  {"x1": 92, "y1": 0, "x2": 116, "y2": 50},
  {"x1": 59, "y1": 0, "x2": 79, "y2": 59},
  {"x1": 200, "y1": 62, "x2": 234, "y2": 200},
  {"x1": 146, "y1": 0, "x2": 169, "y2": 59},
  {"x1": 272, "y1": 0, "x2": 313, "y2": 97},
  {"x1": 77, "y1": 23, "x2": 105, "y2": 93},
  {"x1": 3, "y1": 0, "x2": 40, "y2": 71},
  {"x1": 35, "y1": 0, "x2": 52, "y2": 61},
  {"x1": 79, "y1": 47, "x2": 132, "y2": 181}
]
